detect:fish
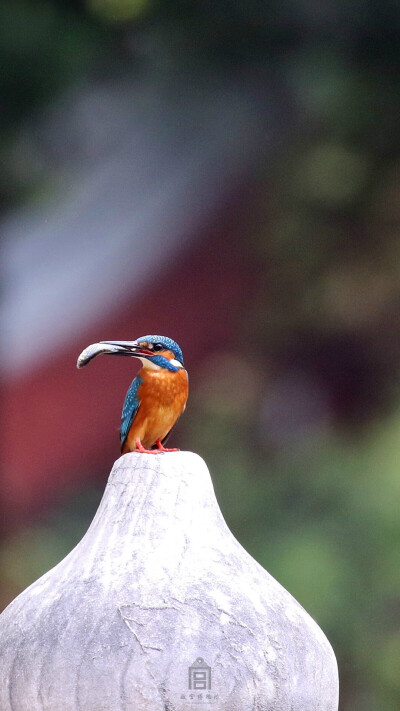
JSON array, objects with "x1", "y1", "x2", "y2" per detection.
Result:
[{"x1": 77, "y1": 342, "x2": 128, "y2": 369}]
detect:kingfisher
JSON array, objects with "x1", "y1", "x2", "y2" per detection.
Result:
[{"x1": 77, "y1": 335, "x2": 188, "y2": 454}]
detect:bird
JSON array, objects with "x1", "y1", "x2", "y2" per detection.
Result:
[{"x1": 77, "y1": 335, "x2": 188, "y2": 454}]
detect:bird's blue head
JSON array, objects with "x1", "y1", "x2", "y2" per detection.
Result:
[
  {"x1": 85, "y1": 335, "x2": 185, "y2": 372},
  {"x1": 136, "y1": 335, "x2": 184, "y2": 371}
]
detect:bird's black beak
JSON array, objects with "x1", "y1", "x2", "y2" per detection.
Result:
[{"x1": 99, "y1": 340, "x2": 155, "y2": 358}]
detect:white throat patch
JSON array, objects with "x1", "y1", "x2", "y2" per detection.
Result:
[
  {"x1": 139, "y1": 357, "x2": 183, "y2": 370},
  {"x1": 139, "y1": 357, "x2": 161, "y2": 371}
]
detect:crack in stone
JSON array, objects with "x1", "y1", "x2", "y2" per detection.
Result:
[{"x1": 118, "y1": 607, "x2": 163, "y2": 653}]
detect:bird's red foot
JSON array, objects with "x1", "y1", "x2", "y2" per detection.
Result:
[
  {"x1": 155, "y1": 439, "x2": 180, "y2": 452},
  {"x1": 134, "y1": 439, "x2": 180, "y2": 454},
  {"x1": 134, "y1": 439, "x2": 159, "y2": 454}
]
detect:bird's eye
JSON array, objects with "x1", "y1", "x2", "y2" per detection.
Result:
[{"x1": 153, "y1": 343, "x2": 164, "y2": 352}]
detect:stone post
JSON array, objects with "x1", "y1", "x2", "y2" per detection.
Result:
[{"x1": 0, "y1": 452, "x2": 339, "y2": 710}]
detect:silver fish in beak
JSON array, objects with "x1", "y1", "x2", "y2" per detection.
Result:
[
  {"x1": 77, "y1": 342, "x2": 128, "y2": 368},
  {"x1": 77, "y1": 340, "x2": 154, "y2": 369}
]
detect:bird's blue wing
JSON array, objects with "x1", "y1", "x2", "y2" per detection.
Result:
[{"x1": 120, "y1": 375, "x2": 142, "y2": 448}]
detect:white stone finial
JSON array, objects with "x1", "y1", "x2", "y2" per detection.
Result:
[{"x1": 0, "y1": 452, "x2": 339, "y2": 710}]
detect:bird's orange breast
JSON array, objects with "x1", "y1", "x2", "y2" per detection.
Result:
[{"x1": 123, "y1": 367, "x2": 188, "y2": 452}]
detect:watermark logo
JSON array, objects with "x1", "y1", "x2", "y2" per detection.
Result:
[
  {"x1": 180, "y1": 657, "x2": 219, "y2": 703},
  {"x1": 188, "y1": 657, "x2": 211, "y2": 690}
]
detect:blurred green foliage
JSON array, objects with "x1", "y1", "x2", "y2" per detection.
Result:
[
  {"x1": 0, "y1": 1, "x2": 102, "y2": 126},
  {"x1": 88, "y1": 0, "x2": 152, "y2": 23},
  {"x1": 1, "y1": 2, "x2": 400, "y2": 711}
]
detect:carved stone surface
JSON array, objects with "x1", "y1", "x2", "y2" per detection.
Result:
[{"x1": 0, "y1": 452, "x2": 339, "y2": 710}]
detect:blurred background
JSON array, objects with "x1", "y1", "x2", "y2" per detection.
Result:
[{"x1": 1, "y1": 1, "x2": 400, "y2": 709}]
